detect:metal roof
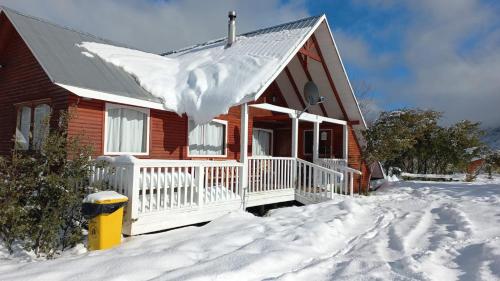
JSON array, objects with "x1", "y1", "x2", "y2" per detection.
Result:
[
  {"x1": 1, "y1": 6, "x2": 160, "y2": 104},
  {"x1": 162, "y1": 15, "x2": 322, "y2": 56}
]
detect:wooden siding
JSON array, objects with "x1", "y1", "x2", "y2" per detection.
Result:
[{"x1": 0, "y1": 14, "x2": 69, "y2": 155}]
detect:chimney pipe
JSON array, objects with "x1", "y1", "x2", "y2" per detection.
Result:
[{"x1": 227, "y1": 11, "x2": 236, "y2": 47}]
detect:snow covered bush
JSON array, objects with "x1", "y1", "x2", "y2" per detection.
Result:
[{"x1": 0, "y1": 111, "x2": 96, "y2": 257}]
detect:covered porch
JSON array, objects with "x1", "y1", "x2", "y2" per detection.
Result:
[{"x1": 92, "y1": 103, "x2": 361, "y2": 235}]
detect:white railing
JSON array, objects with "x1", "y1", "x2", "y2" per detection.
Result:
[
  {"x1": 315, "y1": 158, "x2": 362, "y2": 195},
  {"x1": 248, "y1": 156, "x2": 296, "y2": 193},
  {"x1": 295, "y1": 158, "x2": 344, "y2": 201},
  {"x1": 90, "y1": 157, "x2": 243, "y2": 217}
]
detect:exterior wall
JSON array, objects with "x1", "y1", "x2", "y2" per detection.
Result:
[
  {"x1": 0, "y1": 14, "x2": 69, "y2": 155},
  {"x1": 67, "y1": 83, "x2": 285, "y2": 160}
]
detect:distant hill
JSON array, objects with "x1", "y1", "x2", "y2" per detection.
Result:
[{"x1": 483, "y1": 127, "x2": 500, "y2": 150}]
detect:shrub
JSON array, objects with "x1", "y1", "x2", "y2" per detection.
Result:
[{"x1": 0, "y1": 111, "x2": 95, "y2": 257}]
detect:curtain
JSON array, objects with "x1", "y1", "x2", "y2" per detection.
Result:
[
  {"x1": 33, "y1": 104, "x2": 50, "y2": 149},
  {"x1": 16, "y1": 106, "x2": 31, "y2": 150},
  {"x1": 252, "y1": 129, "x2": 271, "y2": 156},
  {"x1": 106, "y1": 107, "x2": 147, "y2": 153},
  {"x1": 189, "y1": 120, "x2": 225, "y2": 155}
]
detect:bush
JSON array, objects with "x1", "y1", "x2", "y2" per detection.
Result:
[
  {"x1": 0, "y1": 111, "x2": 95, "y2": 257},
  {"x1": 363, "y1": 109, "x2": 486, "y2": 176}
]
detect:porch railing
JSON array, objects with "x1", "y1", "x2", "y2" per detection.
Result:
[
  {"x1": 295, "y1": 158, "x2": 344, "y2": 202},
  {"x1": 90, "y1": 157, "x2": 243, "y2": 231},
  {"x1": 247, "y1": 156, "x2": 296, "y2": 193},
  {"x1": 315, "y1": 158, "x2": 362, "y2": 195}
]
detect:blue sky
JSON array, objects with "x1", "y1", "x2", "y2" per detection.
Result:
[{"x1": 1, "y1": 0, "x2": 499, "y2": 127}]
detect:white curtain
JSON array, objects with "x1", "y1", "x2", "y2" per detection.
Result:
[
  {"x1": 252, "y1": 129, "x2": 271, "y2": 156},
  {"x1": 189, "y1": 120, "x2": 225, "y2": 155},
  {"x1": 106, "y1": 107, "x2": 147, "y2": 153},
  {"x1": 33, "y1": 104, "x2": 50, "y2": 149},
  {"x1": 16, "y1": 106, "x2": 31, "y2": 150}
]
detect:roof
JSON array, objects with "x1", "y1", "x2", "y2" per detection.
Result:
[
  {"x1": 0, "y1": 5, "x2": 367, "y2": 129},
  {"x1": 0, "y1": 6, "x2": 160, "y2": 105}
]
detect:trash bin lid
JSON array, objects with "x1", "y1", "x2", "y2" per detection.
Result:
[{"x1": 83, "y1": 191, "x2": 128, "y2": 205}]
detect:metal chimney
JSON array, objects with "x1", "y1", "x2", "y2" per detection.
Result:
[{"x1": 227, "y1": 11, "x2": 236, "y2": 47}]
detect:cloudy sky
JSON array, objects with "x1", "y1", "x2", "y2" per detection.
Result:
[{"x1": 1, "y1": 0, "x2": 499, "y2": 127}]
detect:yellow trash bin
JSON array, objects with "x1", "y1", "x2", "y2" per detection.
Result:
[{"x1": 82, "y1": 191, "x2": 128, "y2": 251}]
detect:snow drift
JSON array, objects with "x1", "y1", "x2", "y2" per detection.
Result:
[{"x1": 1, "y1": 177, "x2": 500, "y2": 280}]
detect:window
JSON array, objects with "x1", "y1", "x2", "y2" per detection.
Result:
[
  {"x1": 252, "y1": 128, "x2": 273, "y2": 156},
  {"x1": 188, "y1": 119, "x2": 227, "y2": 156},
  {"x1": 105, "y1": 103, "x2": 150, "y2": 155},
  {"x1": 15, "y1": 103, "x2": 51, "y2": 150},
  {"x1": 303, "y1": 129, "x2": 332, "y2": 157}
]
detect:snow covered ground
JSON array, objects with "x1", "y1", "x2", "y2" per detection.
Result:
[{"x1": 1, "y1": 176, "x2": 500, "y2": 281}]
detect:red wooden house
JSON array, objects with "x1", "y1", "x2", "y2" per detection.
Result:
[{"x1": 0, "y1": 7, "x2": 383, "y2": 234}]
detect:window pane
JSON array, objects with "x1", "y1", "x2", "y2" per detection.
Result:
[
  {"x1": 252, "y1": 129, "x2": 271, "y2": 156},
  {"x1": 106, "y1": 107, "x2": 147, "y2": 153},
  {"x1": 189, "y1": 120, "x2": 225, "y2": 156},
  {"x1": 33, "y1": 104, "x2": 51, "y2": 149},
  {"x1": 16, "y1": 106, "x2": 31, "y2": 150}
]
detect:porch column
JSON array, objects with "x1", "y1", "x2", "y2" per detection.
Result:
[
  {"x1": 291, "y1": 117, "x2": 299, "y2": 158},
  {"x1": 240, "y1": 103, "x2": 249, "y2": 199},
  {"x1": 313, "y1": 121, "x2": 320, "y2": 163},
  {"x1": 343, "y1": 124, "x2": 349, "y2": 161}
]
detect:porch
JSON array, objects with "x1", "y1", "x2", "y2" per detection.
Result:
[{"x1": 91, "y1": 103, "x2": 361, "y2": 235}]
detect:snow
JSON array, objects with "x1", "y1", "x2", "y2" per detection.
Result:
[
  {"x1": 78, "y1": 25, "x2": 313, "y2": 124},
  {"x1": 2, "y1": 177, "x2": 500, "y2": 280},
  {"x1": 82, "y1": 191, "x2": 128, "y2": 203}
]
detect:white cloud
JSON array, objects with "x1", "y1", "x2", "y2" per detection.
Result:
[
  {"x1": 0, "y1": 0, "x2": 309, "y2": 52},
  {"x1": 401, "y1": 0, "x2": 500, "y2": 127},
  {"x1": 343, "y1": 0, "x2": 500, "y2": 127}
]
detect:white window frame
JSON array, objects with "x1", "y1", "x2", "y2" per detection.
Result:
[
  {"x1": 252, "y1": 128, "x2": 274, "y2": 156},
  {"x1": 14, "y1": 100, "x2": 52, "y2": 151},
  {"x1": 104, "y1": 103, "x2": 150, "y2": 156},
  {"x1": 303, "y1": 129, "x2": 333, "y2": 157},
  {"x1": 187, "y1": 119, "x2": 228, "y2": 158}
]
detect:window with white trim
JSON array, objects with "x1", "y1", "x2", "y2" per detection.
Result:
[
  {"x1": 188, "y1": 119, "x2": 227, "y2": 156},
  {"x1": 252, "y1": 128, "x2": 273, "y2": 156},
  {"x1": 15, "y1": 103, "x2": 51, "y2": 150},
  {"x1": 105, "y1": 103, "x2": 150, "y2": 154}
]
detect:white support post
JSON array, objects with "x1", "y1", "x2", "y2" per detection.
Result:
[
  {"x1": 195, "y1": 165, "x2": 204, "y2": 208},
  {"x1": 313, "y1": 121, "x2": 320, "y2": 163},
  {"x1": 124, "y1": 161, "x2": 139, "y2": 235},
  {"x1": 239, "y1": 103, "x2": 249, "y2": 207},
  {"x1": 291, "y1": 117, "x2": 299, "y2": 158},
  {"x1": 291, "y1": 117, "x2": 299, "y2": 188},
  {"x1": 343, "y1": 124, "x2": 349, "y2": 161}
]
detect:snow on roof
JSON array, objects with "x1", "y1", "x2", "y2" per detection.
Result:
[{"x1": 79, "y1": 16, "x2": 323, "y2": 124}]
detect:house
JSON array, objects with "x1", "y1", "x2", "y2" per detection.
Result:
[{"x1": 0, "y1": 7, "x2": 384, "y2": 235}]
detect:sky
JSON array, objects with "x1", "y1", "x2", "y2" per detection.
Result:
[{"x1": 1, "y1": 0, "x2": 499, "y2": 127}]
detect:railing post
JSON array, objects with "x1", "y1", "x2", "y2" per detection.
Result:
[
  {"x1": 349, "y1": 172, "x2": 354, "y2": 196},
  {"x1": 124, "y1": 161, "x2": 140, "y2": 236},
  {"x1": 195, "y1": 165, "x2": 204, "y2": 208}
]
